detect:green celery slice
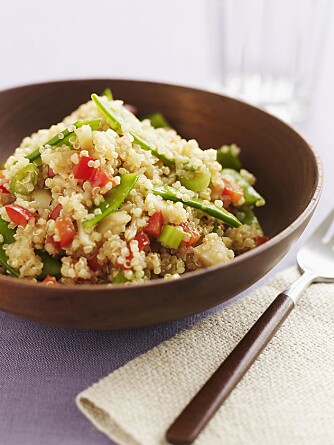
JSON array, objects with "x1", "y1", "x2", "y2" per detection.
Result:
[
  {"x1": 83, "y1": 173, "x2": 139, "y2": 228},
  {"x1": 152, "y1": 185, "x2": 241, "y2": 228},
  {"x1": 91, "y1": 94, "x2": 175, "y2": 166},
  {"x1": 179, "y1": 170, "x2": 211, "y2": 192},
  {"x1": 157, "y1": 225, "x2": 184, "y2": 249}
]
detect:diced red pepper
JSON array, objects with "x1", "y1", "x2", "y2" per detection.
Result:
[
  {"x1": 48, "y1": 166, "x2": 56, "y2": 178},
  {"x1": 143, "y1": 211, "x2": 164, "y2": 238},
  {"x1": 90, "y1": 167, "x2": 111, "y2": 189},
  {"x1": 254, "y1": 236, "x2": 269, "y2": 247},
  {"x1": 134, "y1": 230, "x2": 150, "y2": 252},
  {"x1": 41, "y1": 275, "x2": 59, "y2": 286},
  {"x1": 45, "y1": 235, "x2": 61, "y2": 253},
  {"x1": 49, "y1": 204, "x2": 63, "y2": 220},
  {"x1": 73, "y1": 156, "x2": 97, "y2": 181},
  {"x1": 222, "y1": 179, "x2": 244, "y2": 204},
  {"x1": 73, "y1": 156, "x2": 111, "y2": 190},
  {"x1": 115, "y1": 253, "x2": 133, "y2": 271},
  {"x1": 0, "y1": 185, "x2": 10, "y2": 194},
  {"x1": 5, "y1": 204, "x2": 35, "y2": 226},
  {"x1": 87, "y1": 247, "x2": 108, "y2": 272},
  {"x1": 55, "y1": 217, "x2": 77, "y2": 248},
  {"x1": 179, "y1": 221, "x2": 201, "y2": 247}
]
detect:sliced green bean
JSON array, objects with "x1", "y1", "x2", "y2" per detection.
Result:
[
  {"x1": 10, "y1": 163, "x2": 39, "y2": 195},
  {"x1": 217, "y1": 145, "x2": 242, "y2": 170},
  {"x1": 26, "y1": 118, "x2": 102, "y2": 163},
  {"x1": 91, "y1": 94, "x2": 175, "y2": 166},
  {"x1": 83, "y1": 173, "x2": 139, "y2": 228},
  {"x1": 36, "y1": 250, "x2": 61, "y2": 280},
  {"x1": 222, "y1": 168, "x2": 265, "y2": 207},
  {"x1": 141, "y1": 112, "x2": 171, "y2": 129},
  {"x1": 152, "y1": 185, "x2": 241, "y2": 228}
]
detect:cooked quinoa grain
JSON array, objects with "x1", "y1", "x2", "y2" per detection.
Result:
[{"x1": 0, "y1": 93, "x2": 267, "y2": 284}]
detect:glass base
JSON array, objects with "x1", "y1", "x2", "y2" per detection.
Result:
[{"x1": 209, "y1": 75, "x2": 310, "y2": 123}]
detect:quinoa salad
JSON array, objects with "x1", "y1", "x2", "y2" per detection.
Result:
[{"x1": 0, "y1": 89, "x2": 268, "y2": 286}]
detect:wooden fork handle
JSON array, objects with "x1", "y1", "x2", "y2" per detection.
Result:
[{"x1": 166, "y1": 293, "x2": 295, "y2": 445}]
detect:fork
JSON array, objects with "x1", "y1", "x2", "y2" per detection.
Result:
[{"x1": 166, "y1": 208, "x2": 334, "y2": 445}]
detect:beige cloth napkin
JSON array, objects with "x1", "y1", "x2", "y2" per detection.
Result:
[{"x1": 76, "y1": 267, "x2": 334, "y2": 445}]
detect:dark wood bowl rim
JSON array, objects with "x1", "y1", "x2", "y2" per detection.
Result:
[{"x1": 0, "y1": 79, "x2": 323, "y2": 293}]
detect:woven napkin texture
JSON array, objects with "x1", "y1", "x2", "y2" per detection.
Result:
[{"x1": 76, "y1": 267, "x2": 334, "y2": 445}]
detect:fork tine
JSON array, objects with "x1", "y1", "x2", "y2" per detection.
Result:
[{"x1": 311, "y1": 208, "x2": 334, "y2": 241}]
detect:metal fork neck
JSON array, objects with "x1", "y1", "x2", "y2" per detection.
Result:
[{"x1": 283, "y1": 271, "x2": 318, "y2": 304}]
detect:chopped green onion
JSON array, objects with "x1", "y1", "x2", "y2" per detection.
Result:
[
  {"x1": 157, "y1": 225, "x2": 184, "y2": 249},
  {"x1": 83, "y1": 173, "x2": 139, "y2": 228},
  {"x1": 152, "y1": 185, "x2": 241, "y2": 228},
  {"x1": 222, "y1": 168, "x2": 265, "y2": 207},
  {"x1": 102, "y1": 88, "x2": 113, "y2": 101},
  {"x1": 26, "y1": 118, "x2": 102, "y2": 163},
  {"x1": 36, "y1": 250, "x2": 61, "y2": 280},
  {"x1": 142, "y1": 112, "x2": 171, "y2": 129},
  {"x1": 179, "y1": 170, "x2": 211, "y2": 192},
  {"x1": 217, "y1": 145, "x2": 242, "y2": 170},
  {"x1": 10, "y1": 163, "x2": 39, "y2": 195},
  {"x1": 91, "y1": 94, "x2": 175, "y2": 166},
  {"x1": 112, "y1": 270, "x2": 128, "y2": 284}
]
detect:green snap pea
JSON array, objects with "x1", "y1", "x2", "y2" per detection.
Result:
[
  {"x1": 152, "y1": 185, "x2": 241, "y2": 228},
  {"x1": 235, "y1": 207, "x2": 264, "y2": 233},
  {"x1": 217, "y1": 145, "x2": 242, "y2": 170},
  {"x1": 83, "y1": 173, "x2": 139, "y2": 228},
  {"x1": 26, "y1": 118, "x2": 102, "y2": 163},
  {"x1": 102, "y1": 88, "x2": 113, "y2": 101},
  {"x1": 141, "y1": 112, "x2": 171, "y2": 129},
  {"x1": 36, "y1": 250, "x2": 61, "y2": 280},
  {"x1": 222, "y1": 168, "x2": 265, "y2": 207},
  {"x1": 0, "y1": 216, "x2": 18, "y2": 276},
  {"x1": 91, "y1": 94, "x2": 175, "y2": 166},
  {"x1": 0, "y1": 216, "x2": 61, "y2": 279}
]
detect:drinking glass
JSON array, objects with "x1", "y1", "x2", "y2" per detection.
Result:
[{"x1": 207, "y1": 0, "x2": 331, "y2": 122}]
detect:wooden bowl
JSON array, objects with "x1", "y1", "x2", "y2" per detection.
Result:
[{"x1": 0, "y1": 80, "x2": 321, "y2": 329}]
